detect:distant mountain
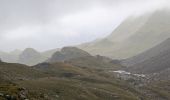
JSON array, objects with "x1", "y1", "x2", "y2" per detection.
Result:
[
  {"x1": 126, "y1": 38, "x2": 170, "y2": 74},
  {"x1": 0, "y1": 48, "x2": 59, "y2": 65},
  {"x1": 78, "y1": 10, "x2": 170, "y2": 59},
  {"x1": 41, "y1": 48, "x2": 60, "y2": 58},
  {"x1": 18, "y1": 48, "x2": 47, "y2": 66},
  {"x1": 0, "y1": 50, "x2": 20, "y2": 63},
  {"x1": 48, "y1": 47, "x2": 91, "y2": 63}
]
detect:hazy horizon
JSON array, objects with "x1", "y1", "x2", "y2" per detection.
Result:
[{"x1": 0, "y1": 0, "x2": 170, "y2": 52}]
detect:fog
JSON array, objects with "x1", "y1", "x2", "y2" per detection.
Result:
[{"x1": 0, "y1": 0, "x2": 169, "y2": 52}]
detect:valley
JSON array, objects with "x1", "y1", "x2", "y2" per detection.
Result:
[{"x1": 0, "y1": 3, "x2": 170, "y2": 100}]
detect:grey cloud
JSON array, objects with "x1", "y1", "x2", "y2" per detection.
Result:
[{"x1": 0, "y1": 0, "x2": 169, "y2": 51}]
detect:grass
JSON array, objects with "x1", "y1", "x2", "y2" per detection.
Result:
[{"x1": 17, "y1": 77, "x2": 140, "y2": 100}]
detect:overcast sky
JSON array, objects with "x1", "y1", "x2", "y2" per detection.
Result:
[{"x1": 0, "y1": 0, "x2": 169, "y2": 52}]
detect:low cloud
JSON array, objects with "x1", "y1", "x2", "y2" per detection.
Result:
[{"x1": 0, "y1": 0, "x2": 169, "y2": 51}]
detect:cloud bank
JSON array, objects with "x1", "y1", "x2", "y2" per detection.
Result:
[{"x1": 0, "y1": 0, "x2": 169, "y2": 51}]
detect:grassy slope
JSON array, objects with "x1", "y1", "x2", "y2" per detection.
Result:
[
  {"x1": 0, "y1": 61, "x2": 169, "y2": 100},
  {"x1": 17, "y1": 77, "x2": 140, "y2": 100},
  {"x1": 0, "y1": 62, "x2": 48, "y2": 81},
  {"x1": 0, "y1": 61, "x2": 143, "y2": 100}
]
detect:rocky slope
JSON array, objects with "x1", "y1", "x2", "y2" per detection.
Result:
[
  {"x1": 123, "y1": 38, "x2": 170, "y2": 67},
  {"x1": 126, "y1": 38, "x2": 170, "y2": 75}
]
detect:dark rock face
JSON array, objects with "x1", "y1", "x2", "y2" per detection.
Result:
[
  {"x1": 126, "y1": 38, "x2": 170, "y2": 75},
  {"x1": 18, "y1": 87, "x2": 29, "y2": 100},
  {"x1": 48, "y1": 47, "x2": 91, "y2": 63},
  {"x1": 129, "y1": 49, "x2": 170, "y2": 74}
]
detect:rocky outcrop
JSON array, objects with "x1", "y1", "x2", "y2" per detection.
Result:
[{"x1": 0, "y1": 87, "x2": 29, "y2": 100}]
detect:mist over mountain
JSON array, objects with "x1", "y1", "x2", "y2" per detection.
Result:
[
  {"x1": 0, "y1": 50, "x2": 21, "y2": 63},
  {"x1": 0, "y1": 48, "x2": 59, "y2": 65},
  {"x1": 0, "y1": 1, "x2": 170, "y2": 100},
  {"x1": 79, "y1": 9, "x2": 170, "y2": 59},
  {"x1": 41, "y1": 48, "x2": 60, "y2": 58},
  {"x1": 18, "y1": 48, "x2": 47, "y2": 66}
]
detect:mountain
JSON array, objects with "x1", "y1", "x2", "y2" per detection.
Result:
[
  {"x1": 47, "y1": 46, "x2": 125, "y2": 70},
  {"x1": 18, "y1": 48, "x2": 47, "y2": 66},
  {"x1": 78, "y1": 38, "x2": 115, "y2": 56},
  {"x1": 123, "y1": 38, "x2": 170, "y2": 67},
  {"x1": 125, "y1": 38, "x2": 170, "y2": 74},
  {"x1": 0, "y1": 48, "x2": 58, "y2": 65},
  {"x1": 78, "y1": 10, "x2": 170, "y2": 59},
  {"x1": 48, "y1": 47, "x2": 91, "y2": 63}
]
